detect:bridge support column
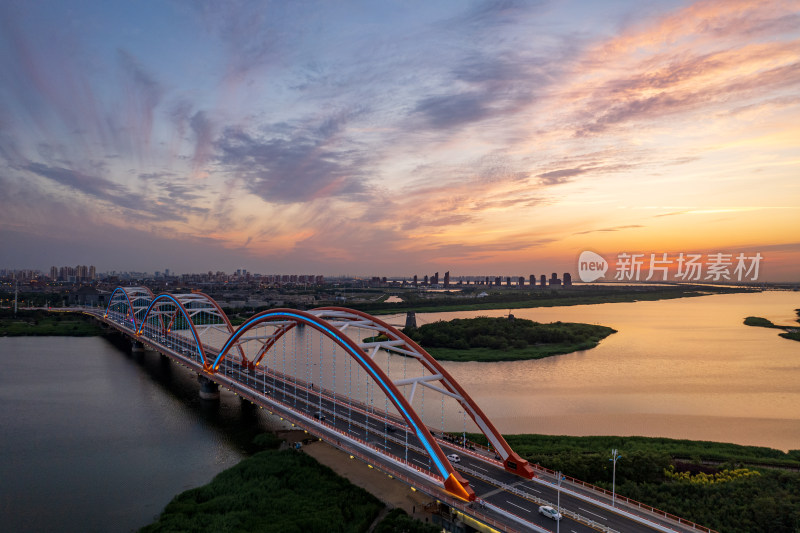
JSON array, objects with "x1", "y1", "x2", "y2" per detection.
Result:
[
  {"x1": 198, "y1": 374, "x2": 220, "y2": 401},
  {"x1": 131, "y1": 341, "x2": 144, "y2": 353}
]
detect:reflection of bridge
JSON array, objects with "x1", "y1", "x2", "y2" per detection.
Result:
[{"x1": 88, "y1": 286, "x2": 714, "y2": 533}]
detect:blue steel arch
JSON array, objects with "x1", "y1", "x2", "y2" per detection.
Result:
[
  {"x1": 212, "y1": 308, "x2": 474, "y2": 501},
  {"x1": 104, "y1": 287, "x2": 153, "y2": 331},
  {"x1": 137, "y1": 294, "x2": 206, "y2": 365}
]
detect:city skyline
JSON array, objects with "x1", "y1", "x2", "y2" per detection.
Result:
[{"x1": 1, "y1": 1, "x2": 798, "y2": 280}]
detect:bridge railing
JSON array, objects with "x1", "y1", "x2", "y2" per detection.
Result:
[{"x1": 533, "y1": 464, "x2": 716, "y2": 533}]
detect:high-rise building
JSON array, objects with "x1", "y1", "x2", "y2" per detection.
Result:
[
  {"x1": 529, "y1": 274, "x2": 535, "y2": 286},
  {"x1": 443, "y1": 271, "x2": 450, "y2": 288},
  {"x1": 50, "y1": 266, "x2": 58, "y2": 280},
  {"x1": 563, "y1": 273, "x2": 572, "y2": 286},
  {"x1": 518, "y1": 276, "x2": 525, "y2": 286},
  {"x1": 540, "y1": 274, "x2": 547, "y2": 286}
]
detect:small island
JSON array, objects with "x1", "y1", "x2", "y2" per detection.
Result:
[
  {"x1": 403, "y1": 316, "x2": 615, "y2": 362},
  {"x1": 744, "y1": 309, "x2": 800, "y2": 342}
]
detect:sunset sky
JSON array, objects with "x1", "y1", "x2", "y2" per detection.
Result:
[{"x1": 1, "y1": 1, "x2": 798, "y2": 280}]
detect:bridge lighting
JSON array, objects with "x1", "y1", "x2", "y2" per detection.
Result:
[{"x1": 350, "y1": 455, "x2": 354, "y2": 459}]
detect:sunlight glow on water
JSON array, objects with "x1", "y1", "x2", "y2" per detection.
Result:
[{"x1": 391, "y1": 291, "x2": 800, "y2": 451}]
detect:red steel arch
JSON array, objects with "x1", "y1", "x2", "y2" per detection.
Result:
[
  {"x1": 212, "y1": 308, "x2": 476, "y2": 501},
  {"x1": 314, "y1": 307, "x2": 535, "y2": 479}
]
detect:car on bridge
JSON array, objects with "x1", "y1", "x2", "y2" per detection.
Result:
[
  {"x1": 447, "y1": 453, "x2": 461, "y2": 463},
  {"x1": 538, "y1": 505, "x2": 562, "y2": 521}
]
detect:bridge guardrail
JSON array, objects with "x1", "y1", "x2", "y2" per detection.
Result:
[
  {"x1": 459, "y1": 466, "x2": 619, "y2": 533},
  {"x1": 533, "y1": 465, "x2": 716, "y2": 533}
]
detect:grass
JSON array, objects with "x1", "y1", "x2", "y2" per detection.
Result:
[
  {"x1": 744, "y1": 312, "x2": 800, "y2": 343},
  {"x1": 140, "y1": 446, "x2": 382, "y2": 532},
  {"x1": 403, "y1": 316, "x2": 616, "y2": 362},
  {"x1": 351, "y1": 285, "x2": 753, "y2": 315},
  {"x1": 140, "y1": 432, "x2": 436, "y2": 533},
  {"x1": 0, "y1": 310, "x2": 105, "y2": 336}
]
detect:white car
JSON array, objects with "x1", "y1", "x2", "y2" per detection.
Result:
[
  {"x1": 538, "y1": 505, "x2": 562, "y2": 521},
  {"x1": 447, "y1": 453, "x2": 461, "y2": 463}
]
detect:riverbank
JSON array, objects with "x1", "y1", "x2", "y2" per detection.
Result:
[
  {"x1": 350, "y1": 285, "x2": 755, "y2": 315},
  {"x1": 140, "y1": 431, "x2": 437, "y2": 533},
  {"x1": 0, "y1": 309, "x2": 105, "y2": 336},
  {"x1": 404, "y1": 316, "x2": 616, "y2": 362},
  {"x1": 744, "y1": 309, "x2": 800, "y2": 341}
]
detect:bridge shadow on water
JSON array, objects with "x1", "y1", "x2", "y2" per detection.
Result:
[{"x1": 102, "y1": 331, "x2": 285, "y2": 456}]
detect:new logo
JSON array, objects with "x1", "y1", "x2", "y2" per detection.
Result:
[{"x1": 578, "y1": 251, "x2": 608, "y2": 282}]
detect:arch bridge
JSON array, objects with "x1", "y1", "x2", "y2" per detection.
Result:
[{"x1": 101, "y1": 288, "x2": 534, "y2": 503}]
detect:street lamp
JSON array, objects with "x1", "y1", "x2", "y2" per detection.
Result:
[
  {"x1": 556, "y1": 471, "x2": 564, "y2": 533},
  {"x1": 610, "y1": 448, "x2": 623, "y2": 507}
]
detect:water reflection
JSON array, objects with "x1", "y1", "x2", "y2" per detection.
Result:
[
  {"x1": 0, "y1": 336, "x2": 287, "y2": 533},
  {"x1": 388, "y1": 291, "x2": 800, "y2": 451}
]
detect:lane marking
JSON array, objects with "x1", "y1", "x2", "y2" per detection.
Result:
[
  {"x1": 578, "y1": 507, "x2": 608, "y2": 520},
  {"x1": 413, "y1": 458, "x2": 428, "y2": 467},
  {"x1": 505, "y1": 500, "x2": 531, "y2": 513},
  {"x1": 470, "y1": 464, "x2": 488, "y2": 472}
]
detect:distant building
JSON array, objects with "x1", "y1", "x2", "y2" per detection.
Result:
[
  {"x1": 549, "y1": 273, "x2": 562, "y2": 286},
  {"x1": 540, "y1": 274, "x2": 547, "y2": 286},
  {"x1": 443, "y1": 271, "x2": 450, "y2": 288},
  {"x1": 529, "y1": 274, "x2": 535, "y2": 287},
  {"x1": 563, "y1": 273, "x2": 572, "y2": 286},
  {"x1": 413, "y1": 275, "x2": 418, "y2": 286},
  {"x1": 495, "y1": 277, "x2": 502, "y2": 286},
  {"x1": 68, "y1": 286, "x2": 108, "y2": 307}
]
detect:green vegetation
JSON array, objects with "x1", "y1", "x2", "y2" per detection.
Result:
[
  {"x1": 0, "y1": 309, "x2": 105, "y2": 336},
  {"x1": 467, "y1": 433, "x2": 800, "y2": 533},
  {"x1": 744, "y1": 312, "x2": 800, "y2": 343},
  {"x1": 373, "y1": 509, "x2": 439, "y2": 533},
  {"x1": 141, "y1": 432, "x2": 436, "y2": 533},
  {"x1": 403, "y1": 316, "x2": 615, "y2": 362},
  {"x1": 141, "y1": 452, "x2": 382, "y2": 532},
  {"x1": 349, "y1": 285, "x2": 753, "y2": 315}
]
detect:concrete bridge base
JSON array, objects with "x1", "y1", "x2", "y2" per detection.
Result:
[
  {"x1": 197, "y1": 374, "x2": 220, "y2": 400},
  {"x1": 131, "y1": 341, "x2": 144, "y2": 353}
]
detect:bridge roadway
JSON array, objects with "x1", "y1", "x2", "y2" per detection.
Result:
[{"x1": 93, "y1": 311, "x2": 703, "y2": 533}]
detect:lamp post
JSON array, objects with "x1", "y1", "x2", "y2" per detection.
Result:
[
  {"x1": 556, "y1": 471, "x2": 563, "y2": 533},
  {"x1": 610, "y1": 448, "x2": 622, "y2": 507}
]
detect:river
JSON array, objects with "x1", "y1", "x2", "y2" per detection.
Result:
[
  {"x1": 0, "y1": 336, "x2": 286, "y2": 533},
  {"x1": 0, "y1": 291, "x2": 797, "y2": 531},
  {"x1": 389, "y1": 290, "x2": 800, "y2": 452}
]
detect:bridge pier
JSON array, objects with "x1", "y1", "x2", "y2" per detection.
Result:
[
  {"x1": 131, "y1": 340, "x2": 144, "y2": 353},
  {"x1": 197, "y1": 375, "x2": 220, "y2": 401}
]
